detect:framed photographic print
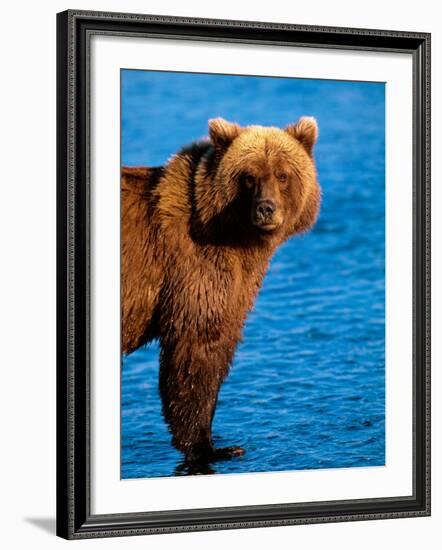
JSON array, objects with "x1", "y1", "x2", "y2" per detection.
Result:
[{"x1": 56, "y1": 10, "x2": 431, "y2": 539}]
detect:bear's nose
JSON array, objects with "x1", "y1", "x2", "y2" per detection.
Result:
[{"x1": 256, "y1": 199, "x2": 276, "y2": 218}]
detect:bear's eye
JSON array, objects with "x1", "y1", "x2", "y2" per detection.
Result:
[
  {"x1": 244, "y1": 174, "x2": 256, "y2": 188},
  {"x1": 277, "y1": 173, "x2": 288, "y2": 184}
]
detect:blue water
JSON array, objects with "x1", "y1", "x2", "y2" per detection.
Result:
[{"x1": 121, "y1": 70, "x2": 385, "y2": 478}]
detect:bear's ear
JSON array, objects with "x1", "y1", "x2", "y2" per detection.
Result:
[
  {"x1": 208, "y1": 118, "x2": 242, "y2": 151},
  {"x1": 285, "y1": 117, "x2": 318, "y2": 156}
]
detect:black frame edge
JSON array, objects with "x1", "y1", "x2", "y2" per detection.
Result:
[
  {"x1": 56, "y1": 10, "x2": 70, "y2": 540},
  {"x1": 412, "y1": 33, "x2": 431, "y2": 517},
  {"x1": 62, "y1": 8, "x2": 431, "y2": 42}
]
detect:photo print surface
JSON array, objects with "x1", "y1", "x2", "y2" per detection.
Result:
[{"x1": 120, "y1": 69, "x2": 385, "y2": 479}]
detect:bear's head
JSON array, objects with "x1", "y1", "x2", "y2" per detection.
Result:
[{"x1": 201, "y1": 117, "x2": 321, "y2": 243}]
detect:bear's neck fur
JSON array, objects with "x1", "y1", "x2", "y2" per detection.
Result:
[{"x1": 149, "y1": 139, "x2": 283, "y2": 290}]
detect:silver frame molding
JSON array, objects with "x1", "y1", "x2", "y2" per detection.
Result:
[{"x1": 56, "y1": 9, "x2": 431, "y2": 539}]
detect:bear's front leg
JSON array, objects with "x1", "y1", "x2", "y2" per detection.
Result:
[{"x1": 159, "y1": 340, "x2": 245, "y2": 464}]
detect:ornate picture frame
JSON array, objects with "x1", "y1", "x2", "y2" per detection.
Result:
[{"x1": 56, "y1": 9, "x2": 430, "y2": 539}]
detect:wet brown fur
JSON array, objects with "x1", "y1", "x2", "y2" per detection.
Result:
[{"x1": 121, "y1": 118, "x2": 321, "y2": 463}]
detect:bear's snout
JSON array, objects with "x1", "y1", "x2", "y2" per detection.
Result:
[
  {"x1": 253, "y1": 197, "x2": 283, "y2": 231},
  {"x1": 256, "y1": 199, "x2": 276, "y2": 219}
]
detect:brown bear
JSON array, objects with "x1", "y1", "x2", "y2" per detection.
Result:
[{"x1": 122, "y1": 117, "x2": 321, "y2": 464}]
